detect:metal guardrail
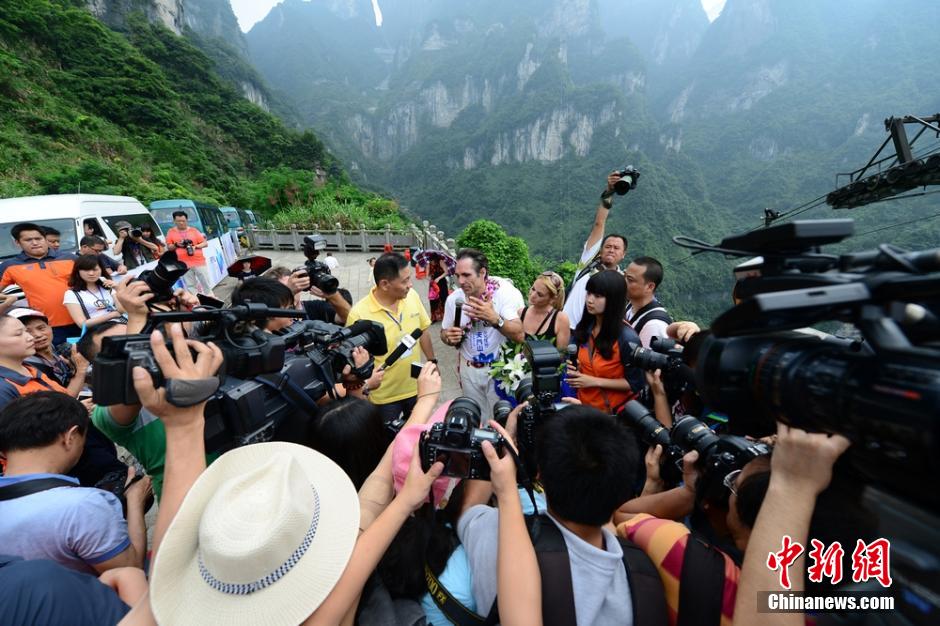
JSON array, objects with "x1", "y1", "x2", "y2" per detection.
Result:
[{"x1": 248, "y1": 222, "x2": 456, "y2": 255}]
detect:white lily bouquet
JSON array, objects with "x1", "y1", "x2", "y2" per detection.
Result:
[{"x1": 489, "y1": 342, "x2": 530, "y2": 395}]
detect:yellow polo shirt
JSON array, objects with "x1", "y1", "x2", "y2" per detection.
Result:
[{"x1": 346, "y1": 287, "x2": 431, "y2": 405}]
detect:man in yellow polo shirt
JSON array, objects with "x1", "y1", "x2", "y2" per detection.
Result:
[{"x1": 346, "y1": 253, "x2": 435, "y2": 424}]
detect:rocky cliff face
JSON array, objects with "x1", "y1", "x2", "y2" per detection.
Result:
[{"x1": 87, "y1": 0, "x2": 185, "y2": 35}]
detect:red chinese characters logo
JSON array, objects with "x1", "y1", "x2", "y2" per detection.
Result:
[
  {"x1": 807, "y1": 539, "x2": 844, "y2": 585},
  {"x1": 851, "y1": 538, "x2": 892, "y2": 588},
  {"x1": 766, "y1": 535, "x2": 805, "y2": 589}
]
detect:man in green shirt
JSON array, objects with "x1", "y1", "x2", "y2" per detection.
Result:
[{"x1": 91, "y1": 405, "x2": 218, "y2": 500}]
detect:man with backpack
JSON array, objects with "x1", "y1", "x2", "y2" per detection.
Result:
[
  {"x1": 458, "y1": 405, "x2": 667, "y2": 626},
  {"x1": 624, "y1": 256, "x2": 672, "y2": 348}
]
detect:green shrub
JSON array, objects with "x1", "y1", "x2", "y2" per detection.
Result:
[{"x1": 456, "y1": 220, "x2": 543, "y2": 290}]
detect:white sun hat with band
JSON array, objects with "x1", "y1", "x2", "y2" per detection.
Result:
[{"x1": 150, "y1": 442, "x2": 360, "y2": 625}]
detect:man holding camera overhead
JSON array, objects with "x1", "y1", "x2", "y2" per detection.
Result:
[
  {"x1": 563, "y1": 169, "x2": 638, "y2": 329},
  {"x1": 164, "y1": 211, "x2": 213, "y2": 295}
]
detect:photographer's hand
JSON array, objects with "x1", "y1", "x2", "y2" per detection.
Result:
[
  {"x1": 416, "y1": 361, "x2": 442, "y2": 399},
  {"x1": 770, "y1": 424, "x2": 850, "y2": 497},
  {"x1": 288, "y1": 270, "x2": 311, "y2": 294},
  {"x1": 646, "y1": 369, "x2": 673, "y2": 428},
  {"x1": 641, "y1": 445, "x2": 665, "y2": 496},
  {"x1": 733, "y1": 426, "x2": 851, "y2": 626},
  {"x1": 115, "y1": 280, "x2": 154, "y2": 333},
  {"x1": 667, "y1": 321, "x2": 701, "y2": 343},
  {"x1": 132, "y1": 324, "x2": 222, "y2": 559},
  {"x1": 481, "y1": 421, "x2": 519, "y2": 499},
  {"x1": 173, "y1": 288, "x2": 199, "y2": 311}
]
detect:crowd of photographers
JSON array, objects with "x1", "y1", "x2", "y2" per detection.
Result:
[{"x1": 0, "y1": 169, "x2": 898, "y2": 626}]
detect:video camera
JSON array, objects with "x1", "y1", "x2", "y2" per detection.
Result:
[
  {"x1": 300, "y1": 234, "x2": 339, "y2": 295},
  {"x1": 676, "y1": 218, "x2": 940, "y2": 512},
  {"x1": 419, "y1": 397, "x2": 505, "y2": 480},
  {"x1": 93, "y1": 304, "x2": 387, "y2": 453}
]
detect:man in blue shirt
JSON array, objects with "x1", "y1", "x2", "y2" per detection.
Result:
[{"x1": 0, "y1": 391, "x2": 149, "y2": 574}]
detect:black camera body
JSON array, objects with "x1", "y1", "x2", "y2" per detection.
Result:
[
  {"x1": 93, "y1": 334, "x2": 166, "y2": 406},
  {"x1": 136, "y1": 251, "x2": 189, "y2": 302},
  {"x1": 671, "y1": 416, "x2": 770, "y2": 505},
  {"x1": 515, "y1": 340, "x2": 566, "y2": 456},
  {"x1": 420, "y1": 397, "x2": 505, "y2": 480},
  {"x1": 130, "y1": 228, "x2": 143, "y2": 239},
  {"x1": 613, "y1": 165, "x2": 640, "y2": 195},
  {"x1": 300, "y1": 234, "x2": 339, "y2": 295}
]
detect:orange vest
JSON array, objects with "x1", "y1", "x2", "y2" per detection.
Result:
[{"x1": 576, "y1": 334, "x2": 636, "y2": 413}]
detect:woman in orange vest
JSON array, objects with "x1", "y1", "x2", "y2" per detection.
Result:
[
  {"x1": 0, "y1": 315, "x2": 86, "y2": 408},
  {"x1": 566, "y1": 270, "x2": 645, "y2": 414}
]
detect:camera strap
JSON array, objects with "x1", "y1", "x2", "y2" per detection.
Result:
[
  {"x1": 0, "y1": 478, "x2": 77, "y2": 501},
  {"x1": 425, "y1": 563, "x2": 496, "y2": 626}
]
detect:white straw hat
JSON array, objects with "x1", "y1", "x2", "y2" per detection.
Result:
[{"x1": 150, "y1": 442, "x2": 360, "y2": 625}]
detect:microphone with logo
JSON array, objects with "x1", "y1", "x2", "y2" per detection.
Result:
[{"x1": 380, "y1": 327, "x2": 424, "y2": 372}]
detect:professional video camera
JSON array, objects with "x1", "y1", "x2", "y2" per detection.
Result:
[
  {"x1": 93, "y1": 304, "x2": 387, "y2": 453},
  {"x1": 419, "y1": 397, "x2": 505, "y2": 480},
  {"x1": 136, "y1": 251, "x2": 189, "y2": 302},
  {"x1": 613, "y1": 165, "x2": 640, "y2": 195},
  {"x1": 299, "y1": 234, "x2": 339, "y2": 295},
  {"x1": 674, "y1": 218, "x2": 940, "y2": 512}
]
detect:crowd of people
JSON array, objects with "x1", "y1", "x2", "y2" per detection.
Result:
[{"x1": 0, "y1": 179, "x2": 870, "y2": 626}]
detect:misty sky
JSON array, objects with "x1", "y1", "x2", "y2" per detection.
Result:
[{"x1": 230, "y1": 0, "x2": 727, "y2": 33}]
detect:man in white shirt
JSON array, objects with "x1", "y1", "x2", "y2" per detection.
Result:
[
  {"x1": 624, "y1": 256, "x2": 672, "y2": 348},
  {"x1": 441, "y1": 249, "x2": 524, "y2": 418},
  {"x1": 323, "y1": 252, "x2": 339, "y2": 271},
  {"x1": 563, "y1": 172, "x2": 630, "y2": 330}
]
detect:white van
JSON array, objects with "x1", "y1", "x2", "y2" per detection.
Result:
[{"x1": 0, "y1": 194, "x2": 162, "y2": 265}]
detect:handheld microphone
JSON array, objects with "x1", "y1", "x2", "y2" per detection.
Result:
[
  {"x1": 381, "y1": 328, "x2": 424, "y2": 370},
  {"x1": 453, "y1": 301, "x2": 464, "y2": 327},
  {"x1": 567, "y1": 343, "x2": 578, "y2": 370}
]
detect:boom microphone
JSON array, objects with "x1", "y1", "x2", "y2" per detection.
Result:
[{"x1": 381, "y1": 328, "x2": 424, "y2": 370}]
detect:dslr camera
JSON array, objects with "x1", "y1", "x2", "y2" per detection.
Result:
[
  {"x1": 130, "y1": 228, "x2": 143, "y2": 239},
  {"x1": 627, "y1": 336, "x2": 697, "y2": 405},
  {"x1": 420, "y1": 397, "x2": 505, "y2": 480},
  {"x1": 136, "y1": 251, "x2": 189, "y2": 302},
  {"x1": 613, "y1": 165, "x2": 640, "y2": 195},
  {"x1": 512, "y1": 340, "x2": 567, "y2": 454},
  {"x1": 176, "y1": 238, "x2": 195, "y2": 256},
  {"x1": 300, "y1": 234, "x2": 339, "y2": 295}
]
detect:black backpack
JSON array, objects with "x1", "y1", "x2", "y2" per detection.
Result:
[
  {"x1": 488, "y1": 514, "x2": 668, "y2": 626},
  {"x1": 625, "y1": 300, "x2": 673, "y2": 337}
]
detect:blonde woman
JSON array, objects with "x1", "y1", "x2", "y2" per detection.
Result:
[{"x1": 518, "y1": 271, "x2": 570, "y2": 350}]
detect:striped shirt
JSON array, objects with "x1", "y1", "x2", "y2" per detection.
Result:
[{"x1": 617, "y1": 514, "x2": 739, "y2": 626}]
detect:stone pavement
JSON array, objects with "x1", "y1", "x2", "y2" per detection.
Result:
[{"x1": 260, "y1": 250, "x2": 463, "y2": 402}]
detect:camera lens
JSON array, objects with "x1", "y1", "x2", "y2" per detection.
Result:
[
  {"x1": 630, "y1": 345, "x2": 671, "y2": 371},
  {"x1": 671, "y1": 416, "x2": 720, "y2": 458},
  {"x1": 514, "y1": 376, "x2": 534, "y2": 404},
  {"x1": 445, "y1": 397, "x2": 482, "y2": 436},
  {"x1": 619, "y1": 400, "x2": 672, "y2": 449}
]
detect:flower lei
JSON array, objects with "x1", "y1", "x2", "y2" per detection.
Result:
[{"x1": 458, "y1": 278, "x2": 501, "y2": 333}]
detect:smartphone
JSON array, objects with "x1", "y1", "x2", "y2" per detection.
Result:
[
  {"x1": 410, "y1": 362, "x2": 425, "y2": 379},
  {"x1": 197, "y1": 293, "x2": 225, "y2": 308}
]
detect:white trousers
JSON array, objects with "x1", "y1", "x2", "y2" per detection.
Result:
[{"x1": 458, "y1": 362, "x2": 501, "y2": 423}]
